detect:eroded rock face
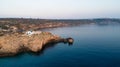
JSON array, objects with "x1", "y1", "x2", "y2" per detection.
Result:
[{"x1": 0, "y1": 32, "x2": 61, "y2": 57}]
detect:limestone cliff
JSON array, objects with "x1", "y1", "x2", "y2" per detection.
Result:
[{"x1": 0, "y1": 32, "x2": 61, "y2": 57}]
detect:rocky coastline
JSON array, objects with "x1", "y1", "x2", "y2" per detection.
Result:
[
  {"x1": 0, "y1": 18, "x2": 75, "y2": 57},
  {"x1": 0, "y1": 31, "x2": 73, "y2": 57}
]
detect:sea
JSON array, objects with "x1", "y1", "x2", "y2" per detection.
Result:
[{"x1": 0, "y1": 24, "x2": 120, "y2": 67}]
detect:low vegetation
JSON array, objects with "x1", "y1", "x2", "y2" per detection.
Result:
[{"x1": 0, "y1": 18, "x2": 120, "y2": 35}]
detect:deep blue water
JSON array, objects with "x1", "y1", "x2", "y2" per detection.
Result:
[{"x1": 0, "y1": 24, "x2": 120, "y2": 67}]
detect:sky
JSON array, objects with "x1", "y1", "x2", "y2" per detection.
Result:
[{"x1": 0, "y1": 0, "x2": 120, "y2": 19}]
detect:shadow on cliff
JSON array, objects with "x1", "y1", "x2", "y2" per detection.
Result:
[
  {"x1": 29, "y1": 41, "x2": 74, "y2": 56},
  {"x1": 0, "y1": 38, "x2": 74, "y2": 58}
]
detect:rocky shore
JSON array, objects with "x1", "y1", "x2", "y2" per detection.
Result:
[{"x1": 0, "y1": 32, "x2": 68, "y2": 57}]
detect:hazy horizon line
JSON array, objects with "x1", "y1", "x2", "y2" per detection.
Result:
[{"x1": 0, "y1": 17, "x2": 120, "y2": 20}]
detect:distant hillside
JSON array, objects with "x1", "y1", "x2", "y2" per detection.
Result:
[
  {"x1": 0, "y1": 18, "x2": 120, "y2": 35},
  {"x1": 0, "y1": 18, "x2": 120, "y2": 25}
]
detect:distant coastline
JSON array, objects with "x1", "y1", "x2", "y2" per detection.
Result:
[{"x1": 0, "y1": 18, "x2": 120, "y2": 35}]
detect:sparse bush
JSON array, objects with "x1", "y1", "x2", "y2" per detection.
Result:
[{"x1": 0, "y1": 25, "x2": 9, "y2": 29}]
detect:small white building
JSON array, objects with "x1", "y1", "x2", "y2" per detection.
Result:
[
  {"x1": 25, "y1": 30, "x2": 42, "y2": 36},
  {"x1": 26, "y1": 31, "x2": 34, "y2": 35}
]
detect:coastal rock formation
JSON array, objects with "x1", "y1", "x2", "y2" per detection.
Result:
[{"x1": 0, "y1": 32, "x2": 62, "y2": 57}]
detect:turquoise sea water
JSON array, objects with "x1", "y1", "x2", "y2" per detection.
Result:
[{"x1": 0, "y1": 24, "x2": 120, "y2": 67}]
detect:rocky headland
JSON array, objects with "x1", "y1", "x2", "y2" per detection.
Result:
[{"x1": 0, "y1": 32, "x2": 70, "y2": 57}]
